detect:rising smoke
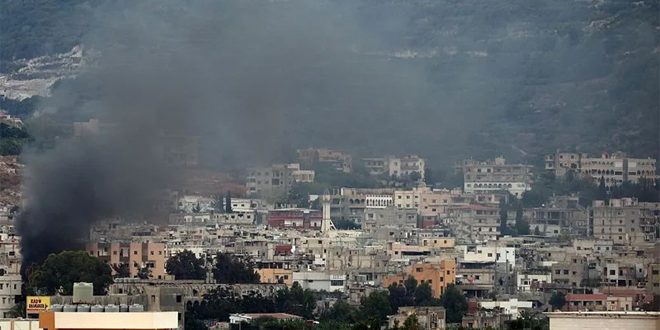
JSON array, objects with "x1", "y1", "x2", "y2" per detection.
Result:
[
  {"x1": 17, "y1": 0, "x2": 451, "y2": 267},
  {"x1": 18, "y1": 0, "x2": 656, "y2": 267}
]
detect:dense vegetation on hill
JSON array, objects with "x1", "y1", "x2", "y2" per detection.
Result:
[
  {"x1": 0, "y1": 0, "x2": 657, "y2": 166},
  {"x1": 0, "y1": 123, "x2": 31, "y2": 155}
]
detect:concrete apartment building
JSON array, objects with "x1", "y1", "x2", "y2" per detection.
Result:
[
  {"x1": 291, "y1": 271, "x2": 347, "y2": 292},
  {"x1": 328, "y1": 188, "x2": 396, "y2": 224},
  {"x1": 362, "y1": 155, "x2": 426, "y2": 179},
  {"x1": 545, "y1": 151, "x2": 657, "y2": 186},
  {"x1": 363, "y1": 206, "x2": 418, "y2": 230},
  {"x1": 592, "y1": 198, "x2": 660, "y2": 245},
  {"x1": 246, "y1": 163, "x2": 315, "y2": 197},
  {"x1": 383, "y1": 260, "x2": 456, "y2": 298},
  {"x1": 267, "y1": 208, "x2": 322, "y2": 229},
  {"x1": 297, "y1": 148, "x2": 353, "y2": 173},
  {"x1": 87, "y1": 242, "x2": 167, "y2": 279},
  {"x1": 388, "y1": 306, "x2": 446, "y2": 330},
  {"x1": 0, "y1": 274, "x2": 21, "y2": 318},
  {"x1": 460, "y1": 157, "x2": 533, "y2": 198},
  {"x1": 447, "y1": 205, "x2": 501, "y2": 243}
]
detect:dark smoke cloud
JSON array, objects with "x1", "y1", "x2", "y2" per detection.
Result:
[{"x1": 17, "y1": 0, "x2": 448, "y2": 266}]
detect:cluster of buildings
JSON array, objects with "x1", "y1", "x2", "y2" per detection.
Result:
[
  {"x1": 1, "y1": 150, "x2": 658, "y2": 329},
  {"x1": 545, "y1": 151, "x2": 657, "y2": 186},
  {"x1": 246, "y1": 148, "x2": 428, "y2": 198}
]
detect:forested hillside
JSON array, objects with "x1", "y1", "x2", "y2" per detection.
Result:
[{"x1": 0, "y1": 0, "x2": 657, "y2": 165}]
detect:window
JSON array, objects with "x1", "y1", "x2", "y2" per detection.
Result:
[
  {"x1": 331, "y1": 280, "x2": 344, "y2": 286},
  {"x1": 176, "y1": 295, "x2": 182, "y2": 303}
]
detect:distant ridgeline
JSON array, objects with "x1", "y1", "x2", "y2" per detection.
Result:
[{"x1": 0, "y1": 0, "x2": 657, "y2": 163}]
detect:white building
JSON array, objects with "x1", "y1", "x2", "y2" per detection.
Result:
[
  {"x1": 0, "y1": 274, "x2": 22, "y2": 318},
  {"x1": 177, "y1": 195, "x2": 215, "y2": 213},
  {"x1": 461, "y1": 245, "x2": 516, "y2": 272},
  {"x1": 246, "y1": 163, "x2": 315, "y2": 197},
  {"x1": 292, "y1": 271, "x2": 346, "y2": 292},
  {"x1": 517, "y1": 273, "x2": 552, "y2": 292},
  {"x1": 460, "y1": 157, "x2": 533, "y2": 198},
  {"x1": 479, "y1": 299, "x2": 533, "y2": 318},
  {"x1": 363, "y1": 155, "x2": 426, "y2": 179}
]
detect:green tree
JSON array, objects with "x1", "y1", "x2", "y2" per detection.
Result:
[
  {"x1": 213, "y1": 252, "x2": 260, "y2": 284},
  {"x1": 111, "y1": 263, "x2": 130, "y2": 279},
  {"x1": 549, "y1": 291, "x2": 566, "y2": 311},
  {"x1": 359, "y1": 290, "x2": 392, "y2": 323},
  {"x1": 402, "y1": 314, "x2": 421, "y2": 330},
  {"x1": 275, "y1": 282, "x2": 317, "y2": 319},
  {"x1": 166, "y1": 250, "x2": 206, "y2": 280},
  {"x1": 404, "y1": 276, "x2": 418, "y2": 293},
  {"x1": 388, "y1": 284, "x2": 413, "y2": 311},
  {"x1": 414, "y1": 282, "x2": 435, "y2": 306},
  {"x1": 515, "y1": 206, "x2": 530, "y2": 235},
  {"x1": 27, "y1": 250, "x2": 112, "y2": 295},
  {"x1": 439, "y1": 284, "x2": 467, "y2": 323},
  {"x1": 320, "y1": 299, "x2": 357, "y2": 323}
]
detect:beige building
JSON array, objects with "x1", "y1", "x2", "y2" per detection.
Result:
[
  {"x1": 545, "y1": 151, "x2": 657, "y2": 186},
  {"x1": 460, "y1": 157, "x2": 533, "y2": 198},
  {"x1": 592, "y1": 198, "x2": 660, "y2": 245},
  {"x1": 256, "y1": 268, "x2": 293, "y2": 286},
  {"x1": 39, "y1": 311, "x2": 178, "y2": 330},
  {"x1": 87, "y1": 242, "x2": 167, "y2": 279},
  {"x1": 363, "y1": 155, "x2": 426, "y2": 179},
  {"x1": 383, "y1": 260, "x2": 456, "y2": 298},
  {"x1": 388, "y1": 306, "x2": 446, "y2": 330},
  {"x1": 246, "y1": 163, "x2": 314, "y2": 197},
  {"x1": 297, "y1": 148, "x2": 352, "y2": 173},
  {"x1": 447, "y1": 205, "x2": 500, "y2": 243},
  {"x1": 546, "y1": 311, "x2": 660, "y2": 330}
]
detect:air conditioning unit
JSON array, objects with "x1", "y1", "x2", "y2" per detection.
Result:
[{"x1": 72, "y1": 282, "x2": 94, "y2": 304}]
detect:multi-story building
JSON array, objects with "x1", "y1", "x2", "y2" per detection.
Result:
[
  {"x1": 297, "y1": 148, "x2": 352, "y2": 173},
  {"x1": 267, "y1": 208, "x2": 322, "y2": 229},
  {"x1": 362, "y1": 155, "x2": 426, "y2": 180},
  {"x1": 363, "y1": 207, "x2": 418, "y2": 230},
  {"x1": 388, "y1": 306, "x2": 446, "y2": 330},
  {"x1": 592, "y1": 198, "x2": 660, "y2": 245},
  {"x1": 545, "y1": 151, "x2": 657, "y2": 186},
  {"x1": 291, "y1": 271, "x2": 346, "y2": 292},
  {"x1": 328, "y1": 188, "x2": 396, "y2": 224},
  {"x1": 460, "y1": 157, "x2": 533, "y2": 198},
  {"x1": 551, "y1": 255, "x2": 588, "y2": 287},
  {"x1": 86, "y1": 242, "x2": 167, "y2": 279},
  {"x1": 0, "y1": 274, "x2": 21, "y2": 318},
  {"x1": 447, "y1": 205, "x2": 501, "y2": 243},
  {"x1": 246, "y1": 163, "x2": 315, "y2": 197},
  {"x1": 382, "y1": 260, "x2": 456, "y2": 298}
]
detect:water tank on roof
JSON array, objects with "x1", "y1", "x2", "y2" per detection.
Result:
[
  {"x1": 90, "y1": 305, "x2": 104, "y2": 313},
  {"x1": 50, "y1": 304, "x2": 63, "y2": 312},
  {"x1": 76, "y1": 304, "x2": 90, "y2": 312},
  {"x1": 72, "y1": 282, "x2": 94, "y2": 304},
  {"x1": 119, "y1": 304, "x2": 129, "y2": 312},
  {"x1": 63, "y1": 304, "x2": 77, "y2": 312},
  {"x1": 128, "y1": 304, "x2": 144, "y2": 312},
  {"x1": 104, "y1": 304, "x2": 119, "y2": 312}
]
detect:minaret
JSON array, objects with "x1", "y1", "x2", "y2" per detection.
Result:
[{"x1": 320, "y1": 194, "x2": 335, "y2": 234}]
